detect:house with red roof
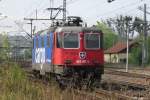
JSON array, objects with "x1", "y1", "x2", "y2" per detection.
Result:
[{"x1": 104, "y1": 41, "x2": 138, "y2": 63}]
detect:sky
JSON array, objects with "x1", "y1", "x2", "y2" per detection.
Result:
[{"x1": 0, "y1": 0, "x2": 150, "y2": 34}]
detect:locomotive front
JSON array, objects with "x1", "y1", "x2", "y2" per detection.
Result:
[{"x1": 53, "y1": 26, "x2": 104, "y2": 80}]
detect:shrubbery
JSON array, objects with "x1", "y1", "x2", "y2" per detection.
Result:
[
  {"x1": 0, "y1": 64, "x2": 45, "y2": 100},
  {"x1": 129, "y1": 37, "x2": 150, "y2": 66}
]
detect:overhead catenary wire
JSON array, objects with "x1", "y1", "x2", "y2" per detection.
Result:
[
  {"x1": 81, "y1": 0, "x2": 149, "y2": 24},
  {"x1": 24, "y1": 0, "x2": 47, "y2": 18},
  {"x1": 98, "y1": 0, "x2": 147, "y2": 18}
]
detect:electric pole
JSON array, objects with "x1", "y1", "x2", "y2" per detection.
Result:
[
  {"x1": 126, "y1": 25, "x2": 129, "y2": 72},
  {"x1": 125, "y1": 16, "x2": 132, "y2": 72},
  {"x1": 143, "y1": 4, "x2": 147, "y2": 66},
  {"x1": 47, "y1": 0, "x2": 67, "y2": 23},
  {"x1": 138, "y1": 3, "x2": 149, "y2": 66},
  {"x1": 139, "y1": 4, "x2": 148, "y2": 67},
  {"x1": 63, "y1": 0, "x2": 66, "y2": 23}
]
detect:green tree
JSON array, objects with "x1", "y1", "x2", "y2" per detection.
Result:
[
  {"x1": 106, "y1": 16, "x2": 133, "y2": 40},
  {"x1": 97, "y1": 21, "x2": 118, "y2": 49}
]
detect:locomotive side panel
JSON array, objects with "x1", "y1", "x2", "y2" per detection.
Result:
[{"x1": 32, "y1": 32, "x2": 54, "y2": 75}]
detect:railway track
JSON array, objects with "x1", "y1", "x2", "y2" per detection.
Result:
[
  {"x1": 74, "y1": 88, "x2": 149, "y2": 100},
  {"x1": 95, "y1": 89, "x2": 140, "y2": 100},
  {"x1": 105, "y1": 69, "x2": 150, "y2": 79},
  {"x1": 103, "y1": 69, "x2": 150, "y2": 90},
  {"x1": 101, "y1": 79, "x2": 148, "y2": 90},
  {"x1": 74, "y1": 89, "x2": 132, "y2": 100},
  {"x1": 104, "y1": 69, "x2": 150, "y2": 87},
  {"x1": 100, "y1": 79, "x2": 150, "y2": 99}
]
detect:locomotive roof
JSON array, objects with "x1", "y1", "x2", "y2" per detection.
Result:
[
  {"x1": 35, "y1": 26, "x2": 102, "y2": 36},
  {"x1": 35, "y1": 27, "x2": 57, "y2": 35},
  {"x1": 55, "y1": 26, "x2": 102, "y2": 33}
]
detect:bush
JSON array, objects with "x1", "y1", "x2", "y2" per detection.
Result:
[
  {"x1": 129, "y1": 46, "x2": 141, "y2": 65},
  {"x1": 0, "y1": 64, "x2": 45, "y2": 100}
]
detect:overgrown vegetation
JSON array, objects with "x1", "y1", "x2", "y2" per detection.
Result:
[
  {"x1": 0, "y1": 63, "x2": 68, "y2": 100},
  {"x1": 0, "y1": 64, "x2": 42, "y2": 100},
  {"x1": 129, "y1": 46, "x2": 141, "y2": 65},
  {"x1": 0, "y1": 33, "x2": 10, "y2": 62},
  {"x1": 128, "y1": 37, "x2": 150, "y2": 65}
]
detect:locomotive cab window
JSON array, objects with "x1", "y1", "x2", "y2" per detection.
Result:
[
  {"x1": 63, "y1": 33, "x2": 79, "y2": 48},
  {"x1": 57, "y1": 33, "x2": 62, "y2": 48},
  {"x1": 85, "y1": 33, "x2": 100, "y2": 49}
]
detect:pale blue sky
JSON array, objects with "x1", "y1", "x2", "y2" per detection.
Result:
[{"x1": 0, "y1": 0, "x2": 149, "y2": 33}]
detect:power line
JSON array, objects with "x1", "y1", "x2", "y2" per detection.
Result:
[
  {"x1": 99, "y1": 1, "x2": 145, "y2": 17},
  {"x1": 24, "y1": 0, "x2": 46, "y2": 18}
]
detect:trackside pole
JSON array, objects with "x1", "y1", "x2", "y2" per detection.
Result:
[{"x1": 126, "y1": 30, "x2": 129, "y2": 72}]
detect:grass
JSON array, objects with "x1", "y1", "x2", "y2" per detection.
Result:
[
  {"x1": 0, "y1": 63, "x2": 86, "y2": 100},
  {"x1": 0, "y1": 63, "x2": 62, "y2": 100}
]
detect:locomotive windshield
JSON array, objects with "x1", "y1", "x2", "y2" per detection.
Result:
[
  {"x1": 85, "y1": 33, "x2": 100, "y2": 49},
  {"x1": 63, "y1": 33, "x2": 79, "y2": 48}
]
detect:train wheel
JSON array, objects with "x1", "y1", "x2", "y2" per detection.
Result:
[
  {"x1": 93, "y1": 75, "x2": 102, "y2": 88},
  {"x1": 55, "y1": 75, "x2": 66, "y2": 89},
  {"x1": 33, "y1": 70, "x2": 39, "y2": 78},
  {"x1": 86, "y1": 73, "x2": 102, "y2": 91},
  {"x1": 69, "y1": 73, "x2": 81, "y2": 89},
  {"x1": 86, "y1": 73, "x2": 95, "y2": 90}
]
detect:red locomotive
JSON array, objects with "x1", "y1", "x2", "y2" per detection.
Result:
[{"x1": 32, "y1": 16, "x2": 104, "y2": 87}]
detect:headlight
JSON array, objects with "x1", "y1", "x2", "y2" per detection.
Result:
[{"x1": 64, "y1": 59, "x2": 72, "y2": 64}]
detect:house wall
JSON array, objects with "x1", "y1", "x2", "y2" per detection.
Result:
[
  {"x1": 104, "y1": 54, "x2": 110, "y2": 63},
  {"x1": 118, "y1": 53, "x2": 127, "y2": 63},
  {"x1": 105, "y1": 53, "x2": 128, "y2": 63},
  {"x1": 104, "y1": 54, "x2": 118, "y2": 63}
]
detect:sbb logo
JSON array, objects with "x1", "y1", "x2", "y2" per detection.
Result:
[{"x1": 79, "y1": 52, "x2": 86, "y2": 59}]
